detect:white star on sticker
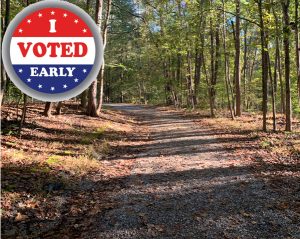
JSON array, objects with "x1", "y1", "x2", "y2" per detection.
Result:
[
  {"x1": 51, "y1": 87, "x2": 55, "y2": 91},
  {"x1": 74, "y1": 78, "x2": 79, "y2": 82},
  {"x1": 38, "y1": 13, "x2": 43, "y2": 17},
  {"x1": 18, "y1": 29, "x2": 23, "y2": 33},
  {"x1": 51, "y1": 11, "x2": 55, "y2": 15},
  {"x1": 74, "y1": 19, "x2": 79, "y2": 24},
  {"x1": 18, "y1": 69, "x2": 23, "y2": 73},
  {"x1": 63, "y1": 84, "x2": 68, "y2": 89},
  {"x1": 63, "y1": 13, "x2": 68, "y2": 17},
  {"x1": 83, "y1": 28, "x2": 87, "y2": 33},
  {"x1": 27, "y1": 19, "x2": 32, "y2": 24},
  {"x1": 27, "y1": 78, "x2": 31, "y2": 82},
  {"x1": 38, "y1": 84, "x2": 43, "y2": 89},
  {"x1": 83, "y1": 69, "x2": 87, "y2": 73}
]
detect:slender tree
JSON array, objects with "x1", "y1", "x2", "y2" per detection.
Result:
[
  {"x1": 80, "y1": 0, "x2": 91, "y2": 108},
  {"x1": 0, "y1": 0, "x2": 10, "y2": 105},
  {"x1": 187, "y1": 50, "x2": 194, "y2": 108},
  {"x1": 267, "y1": 52, "x2": 277, "y2": 131},
  {"x1": 56, "y1": 102, "x2": 63, "y2": 115},
  {"x1": 87, "y1": 0, "x2": 103, "y2": 117},
  {"x1": 18, "y1": 95, "x2": 27, "y2": 135},
  {"x1": 257, "y1": 0, "x2": 269, "y2": 131},
  {"x1": 209, "y1": 10, "x2": 216, "y2": 117},
  {"x1": 43, "y1": 102, "x2": 53, "y2": 117},
  {"x1": 295, "y1": 0, "x2": 300, "y2": 105},
  {"x1": 243, "y1": 23, "x2": 248, "y2": 108},
  {"x1": 282, "y1": 0, "x2": 292, "y2": 131},
  {"x1": 97, "y1": 0, "x2": 112, "y2": 113},
  {"x1": 234, "y1": 0, "x2": 241, "y2": 116},
  {"x1": 272, "y1": 3, "x2": 286, "y2": 114},
  {"x1": 194, "y1": 47, "x2": 201, "y2": 106},
  {"x1": 222, "y1": 0, "x2": 234, "y2": 119}
]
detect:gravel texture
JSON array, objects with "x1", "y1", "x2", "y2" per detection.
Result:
[{"x1": 88, "y1": 104, "x2": 300, "y2": 239}]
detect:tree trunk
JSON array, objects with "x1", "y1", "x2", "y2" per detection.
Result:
[
  {"x1": 56, "y1": 102, "x2": 63, "y2": 115},
  {"x1": 187, "y1": 50, "x2": 194, "y2": 109},
  {"x1": 43, "y1": 102, "x2": 53, "y2": 117},
  {"x1": 97, "y1": 0, "x2": 112, "y2": 113},
  {"x1": 194, "y1": 9, "x2": 205, "y2": 107},
  {"x1": 18, "y1": 94, "x2": 27, "y2": 135},
  {"x1": 87, "y1": 81, "x2": 98, "y2": 116},
  {"x1": 0, "y1": 0, "x2": 10, "y2": 105},
  {"x1": 295, "y1": 0, "x2": 300, "y2": 105},
  {"x1": 87, "y1": 0, "x2": 103, "y2": 117},
  {"x1": 105, "y1": 67, "x2": 111, "y2": 103},
  {"x1": 234, "y1": 0, "x2": 241, "y2": 116},
  {"x1": 282, "y1": 0, "x2": 292, "y2": 131},
  {"x1": 243, "y1": 24, "x2": 248, "y2": 108},
  {"x1": 97, "y1": 63, "x2": 105, "y2": 112},
  {"x1": 194, "y1": 47, "x2": 201, "y2": 106},
  {"x1": 258, "y1": 0, "x2": 268, "y2": 132},
  {"x1": 214, "y1": 25, "x2": 221, "y2": 110},
  {"x1": 86, "y1": 0, "x2": 91, "y2": 14},
  {"x1": 209, "y1": 15, "x2": 216, "y2": 118},
  {"x1": 176, "y1": 53, "x2": 182, "y2": 107},
  {"x1": 222, "y1": 0, "x2": 234, "y2": 120},
  {"x1": 0, "y1": 56, "x2": 7, "y2": 106},
  {"x1": 272, "y1": 3, "x2": 286, "y2": 114},
  {"x1": 267, "y1": 52, "x2": 277, "y2": 131},
  {"x1": 80, "y1": 90, "x2": 87, "y2": 108},
  {"x1": 79, "y1": 0, "x2": 90, "y2": 109}
]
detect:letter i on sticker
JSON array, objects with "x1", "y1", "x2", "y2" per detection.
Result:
[{"x1": 49, "y1": 19, "x2": 56, "y2": 33}]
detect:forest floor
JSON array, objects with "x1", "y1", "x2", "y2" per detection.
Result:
[{"x1": 1, "y1": 103, "x2": 300, "y2": 238}]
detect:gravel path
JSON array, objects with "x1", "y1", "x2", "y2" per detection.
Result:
[{"x1": 89, "y1": 104, "x2": 300, "y2": 239}]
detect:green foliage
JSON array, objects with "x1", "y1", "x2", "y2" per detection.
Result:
[
  {"x1": 2, "y1": 0, "x2": 299, "y2": 120},
  {"x1": 101, "y1": 0, "x2": 299, "y2": 121},
  {"x1": 46, "y1": 155, "x2": 61, "y2": 165},
  {"x1": 79, "y1": 126, "x2": 106, "y2": 145}
]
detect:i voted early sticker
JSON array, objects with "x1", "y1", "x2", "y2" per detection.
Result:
[{"x1": 2, "y1": 0, "x2": 103, "y2": 102}]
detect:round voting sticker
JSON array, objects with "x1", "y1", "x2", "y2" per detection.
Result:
[{"x1": 2, "y1": 0, "x2": 103, "y2": 102}]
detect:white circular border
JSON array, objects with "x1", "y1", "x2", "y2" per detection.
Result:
[{"x1": 2, "y1": 0, "x2": 103, "y2": 102}]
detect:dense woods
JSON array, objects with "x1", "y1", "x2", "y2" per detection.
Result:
[{"x1": 106, "y1": 0, "x2": 300, "y2": 132}]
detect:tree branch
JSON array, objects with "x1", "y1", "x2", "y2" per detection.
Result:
[{"x1": 216, "y1": 7, "x2": 260, "y2": 27}]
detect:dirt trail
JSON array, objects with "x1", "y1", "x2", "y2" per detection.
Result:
[{"x1": 89, "y1": 104, "x2": 299, "y2": 239}]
